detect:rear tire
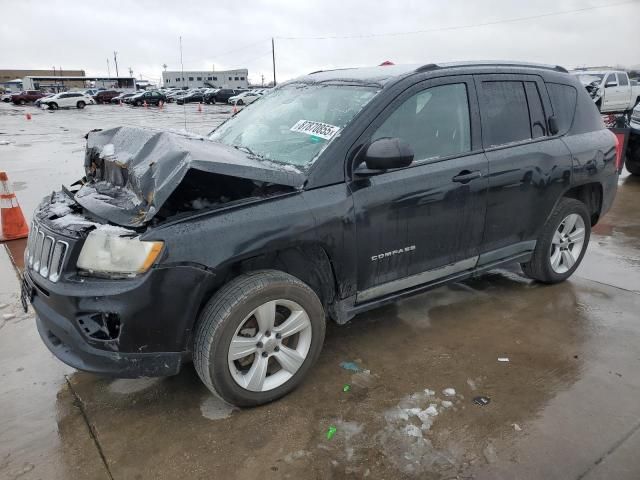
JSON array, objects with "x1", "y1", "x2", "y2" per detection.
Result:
[
  {"x1": 626, "y1": 138, "x2": 640, "y2": 176},
  {"x1": 193, "y1": 270, "x2": 326, "y2": 407},
  {"x1": 49, "y1": 102, "x2": 58, "y2": 110},
  {"x1": 77, "y1": 101, "x2": 85, "y2": 109},
  {"x1": 521, "y1": 198, "x2": 591, "y2": 284}
]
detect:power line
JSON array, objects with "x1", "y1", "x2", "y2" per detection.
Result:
[
  {"x1": 214, "y1": 38, "x2": 271, "y2": 59},
  {"x1": 276, "y1": 1, "x2": 636, "y2": 40}
]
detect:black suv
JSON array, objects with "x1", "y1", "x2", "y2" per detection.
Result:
[
  {"x1": 127, "y1": 90, "x2": 166, "y2": 106},
  {"x1": 207, "y1": 88, "x2": 245, "y2": 104},
  {"x1": 24, "y1": 62, "x2": 619, "y2": 407}
]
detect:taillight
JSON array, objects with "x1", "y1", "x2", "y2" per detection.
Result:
[{"x1": 612, "y1": 131, "x2": 624, "y2": 172}]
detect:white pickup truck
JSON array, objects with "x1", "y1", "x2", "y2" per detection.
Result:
[{"x1": 572, "y1": 70, "x2": 640, "y2": 114}]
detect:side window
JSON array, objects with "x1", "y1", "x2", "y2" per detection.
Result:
[
  {"x1": 604, "y1": 73, "x2": 617, "y2": 87},
  {"x1": 480, "y1": 81, "x2": 531, "y2": 146},
  {"x1": 546, "y1": 83, "x2": 577, "y2": 135},
  {"x1": 618, "y1": 73, "x2": 629, "y2": 86},
  {"x1": 372, "y1": 83, "x2": 471, "y2": 161},
  {"x1": 524, "y1": 82, "x2": 547, "y2": 138}
]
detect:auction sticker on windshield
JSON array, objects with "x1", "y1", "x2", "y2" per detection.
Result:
[{"x1": 290, "y1": 120, "x2": 340, "y2": 140}]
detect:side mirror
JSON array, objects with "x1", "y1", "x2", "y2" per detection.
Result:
[
  {"x1": 605, "y1": 82, "x2": 617, "y2": 88},
  {"x1": 548, "y1": 116, "x2": 559, "y2": 135},
  {"x1": 355, "y1": 137, "x2": 414, "y2": 175}
]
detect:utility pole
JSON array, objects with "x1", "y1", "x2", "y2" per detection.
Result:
[
  {"x1": 113, "y1": 51, "x2": 119, "y2": 77},
  {"x1": 107, "y1": 58, "x2": 111, "y2": 79},
  {"x1": 261, "y1": 74, "x2": 264, "y2": 87},
  {"x1": 128, "y1": 67, "x2": 133, "y2": 77},
  {"x1": 271, "y1": 37, "x2": 276, "y2": 86}
]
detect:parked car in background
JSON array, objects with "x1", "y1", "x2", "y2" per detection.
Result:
[
  {"x1": 1, "y1": 92, "x2": 16, "y2": 102},
  {"x1": 176, "y1": 90, "x2": 204, "y2": 104},
  {"x1": 11, "y1": 90, "x2": 46, "y2": 105},
  {"x1": 203, "y1": 88, "x2": 221, "y2": 104},
  {"x1": 127, "y1": 90, "x2": 166, "y2": 106},
  {"x1": 110, "y1": 93, "x2": 136, "y2": 104},
  {"x1": 572, "y1": 70, "x2": 640, "y2": 113},
  {"x1": 228, "y1": 90, "x2": 262, "y2": 105},
  {"x1": 40, "y1": 92, "x2": 95, "y2": 110},
  {"x1": 626, "y1": 104, "x2": 640, "y2": 176},
  {"x1": 35, "y1": 93, "x2": 56, "y2": 107},
  {"x1": 211, "y1": 88, "x2": 246, "y2": 104},
  {"x1": 25, "y1": 61, "x2": 619, "y2": 407},
  {"x1": 166, "y1": 90, "x2": 189, "y2": 103},
  {"x1": 93, "y1": 90, "x2": 121, "y2": 104}
]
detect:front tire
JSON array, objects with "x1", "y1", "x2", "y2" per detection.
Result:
[
  {"x1": 77, "y1": 101, "x2": 86, "y2": 109},
  {"x1": 49, "y1": 102, "x2": 58, "y2": 110},
  {"x1": 521, "y1": 198, "x2": 591, "y2": 284},
  {"x1": 194, "y1": 270, "x2": 326, "y2": 407}
]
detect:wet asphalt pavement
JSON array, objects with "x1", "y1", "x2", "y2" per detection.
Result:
[{"x1": 1, "y1": 101, "x2": 639, "y2": 479}]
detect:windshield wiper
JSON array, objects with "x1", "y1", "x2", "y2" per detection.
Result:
[{"x1": 233, "y1": 145, "x2": 262, "y2": 158}]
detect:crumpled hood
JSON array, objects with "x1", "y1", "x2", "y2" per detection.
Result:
[{"x1": 77, "y1": 126, "x2": 306, "y2": 227}]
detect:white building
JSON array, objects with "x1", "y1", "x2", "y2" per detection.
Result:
[{"x1": 162, "y1": 69, "x2": 248, "y2": 89}]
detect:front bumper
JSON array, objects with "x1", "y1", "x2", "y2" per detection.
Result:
[{"x1": 25, "y1": 259, "x2": 215, "y2": 377}]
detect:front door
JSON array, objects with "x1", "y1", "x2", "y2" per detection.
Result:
[{"x1": 349, "y1": 77, "x2": 488, "y2": 302}]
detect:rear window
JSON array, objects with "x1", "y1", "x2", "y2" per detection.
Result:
[{"x1": 546, "y1": 83, "x2": 577, "y2": 135}]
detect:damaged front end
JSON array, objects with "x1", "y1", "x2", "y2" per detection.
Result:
[{"x1": 78, "y1": 126, "x2": 304, "y2": 227}]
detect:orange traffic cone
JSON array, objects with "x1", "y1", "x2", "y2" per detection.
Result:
[
  {"x1": 143, "y1": 100, "x2": 148, "y2": 109},
  {"x1": 197, "y1": 102, "x2": 202, "y2": 113},
  {"x1": 25, "y1": 113, "x2": 32, "y2": 120},
  {"x1": 0, "y1": 172, "x2": 29, "y2": 241}
]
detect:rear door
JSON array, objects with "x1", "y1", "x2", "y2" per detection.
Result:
[
  {"x1": 350, "y1": 76, "x2": 488, "y2": 301},
  {"x1": 474, "y1": 74, "x2": 573, "y2": 264}
]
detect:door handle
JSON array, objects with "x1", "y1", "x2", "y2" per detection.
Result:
[{"x1": 452, "y1": 170, "x2": 482, "y2": 183}]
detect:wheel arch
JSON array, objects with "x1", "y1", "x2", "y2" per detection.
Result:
[{"x1": 561, "y1": 182, "x2": 603, "y2": 226}]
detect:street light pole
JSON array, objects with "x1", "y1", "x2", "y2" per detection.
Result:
[
  {"x1": 113, "y1": 51, "x2": 119, "y2": 77},
  {"x1": 271, "y1": 37, "x2": 276, "y2": 86}
]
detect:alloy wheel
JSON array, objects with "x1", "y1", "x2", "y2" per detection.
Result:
[
  {"x1": 227, "y1": 299, "x2": 312, "y2": 392},
  {"x1": 549, "y1": 213, "x2": 586, "y2": 274}
]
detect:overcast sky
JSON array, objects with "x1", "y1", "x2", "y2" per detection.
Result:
[{"x1": 1, "y1": 0, "x2": 637, "y2": 85}]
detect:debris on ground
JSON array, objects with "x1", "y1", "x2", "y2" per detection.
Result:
[
  {"x1": 483, "y1": 443, "x2": 498, "y2": 464},
  {"x1": 326, "y1": 425, "x2": 337, "y2": 440},
  {"x1": 343, "y1": 384, "x2": 351, "y2": 392},
  {"x1": 442, "y1": 388, "x2": 456, "y2": 396},
  {"x1": 2, "y1": 313, "x2": 16, "y2": 321},
  {"x1": 339, "y1": 361, "x2": 362, "y2": 372},
  {"x1": 350, "y1": 370, "x2": 374, "y2": 389},
  {"x1": 0, "y1": 303, "x2": 8, "y2": 309},
  {"x1": 513, "y1": 423, "x2": 522, "y2": 431},
  {"x1": 473, "y1": 396, "x2": 491, "y2": 406},
  {"x1": 498, "y1": 357, "x2": 510, "y2": 362},
  {"x1": 466, "y1": 378, "x2": 478, "y2": 390},
  {"x1": 441, "y1": 400, "x2": 453, "y2": 408}
]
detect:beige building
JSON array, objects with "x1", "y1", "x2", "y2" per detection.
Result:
[{"x1": 0, "y1": 69, "x2": 85, "y2": 82}]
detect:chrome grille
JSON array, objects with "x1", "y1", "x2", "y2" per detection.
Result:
[{"x1": 26, "y1": 222, "x2": 68, "y2": 283}]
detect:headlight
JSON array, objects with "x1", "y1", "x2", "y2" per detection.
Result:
[{"x1": 77, "y1": 230, "x2": 163, "y2": 277}]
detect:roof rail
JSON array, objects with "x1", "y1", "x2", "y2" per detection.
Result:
[
  {"x1": 415, "y1": 63, "x2": 439, "y2": 73},
  {"x1": 415, "y1": 61, "x2": 568, "y2": 74}
]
